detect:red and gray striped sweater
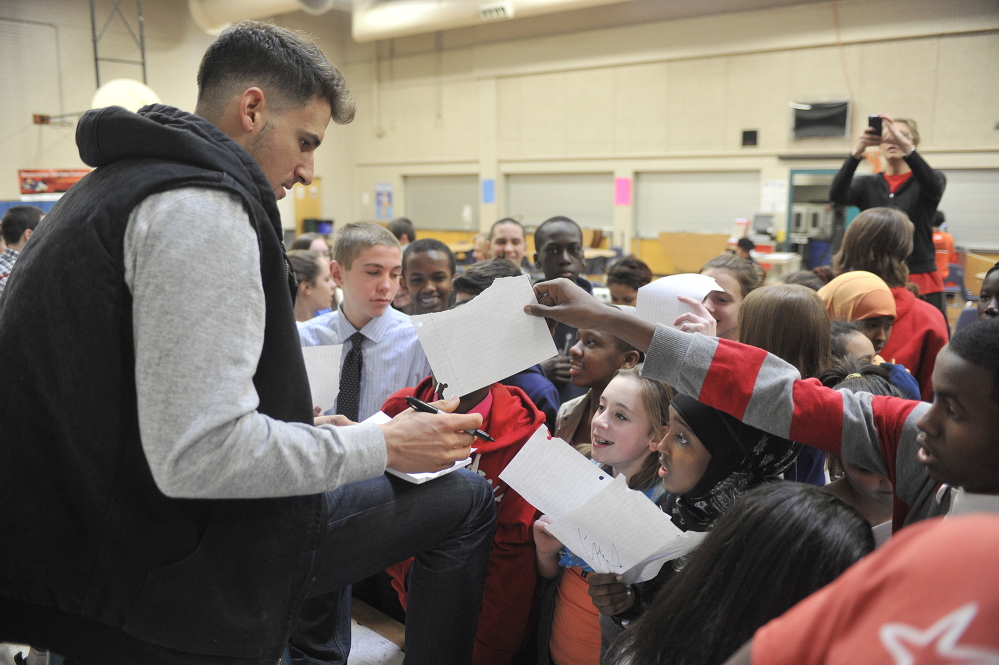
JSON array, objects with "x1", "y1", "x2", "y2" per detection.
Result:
[{"x1": 642, "y1": 325, "x2": 943, "y2": 531}]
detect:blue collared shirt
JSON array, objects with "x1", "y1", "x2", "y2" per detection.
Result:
[{"x1": 298, "y1": 305, "x2": 431, "y2": 420}]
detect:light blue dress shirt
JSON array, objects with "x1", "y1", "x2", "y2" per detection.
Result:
[{"x1": 298, "y1": 305, "x2": 431, "y2": 420}]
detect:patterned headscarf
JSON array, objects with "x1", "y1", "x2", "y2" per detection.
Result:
[
  {"x1": 817, "y1": 271, "x2": 896, "y2": 322},
  {"x1": 662, "y1": 394, "x2": 801, "y2": 533}
]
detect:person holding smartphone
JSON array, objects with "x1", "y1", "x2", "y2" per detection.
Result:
[{"x1": 829, "y1": 114, "x2": 948, "y2": 319}]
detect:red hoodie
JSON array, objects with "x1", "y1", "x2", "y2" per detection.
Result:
[
  {"x1": 881, "y1": 286, "x2": 949, "y2": 401},
  {"x1": 382, "y1": 377, "x2": 547, "y2": 665}
]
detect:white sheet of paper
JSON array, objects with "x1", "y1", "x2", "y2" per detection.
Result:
[
  {"x1": 362, "y1": 411, "x2": 474, "y2": 483},
  {"x1": 546, "y1": 475, "x2": 705, "y2": 583},
  {"x1": 500, "y1": 427, "x2": 706, "y2": 583},
  {"x1": 410, "y1": 275, "x2": 558, "y2": 399},
  {"x1": 636, "y1": 274, "x2": 723, "y2": 328},
  {"x1": 301, "y1": 344, "x2": 343, "y2": 412},
  {"x1": 499, "y1": 426, "x2": 613, "y2": 521}
]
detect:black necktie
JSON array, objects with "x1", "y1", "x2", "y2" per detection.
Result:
[{"x1": 337, "y1": 332, "x2": 365, "y2": 421}]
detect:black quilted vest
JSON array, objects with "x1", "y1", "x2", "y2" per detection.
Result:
[{"x1": 0, "y1": 105, "x2": 321, "y2": 660}]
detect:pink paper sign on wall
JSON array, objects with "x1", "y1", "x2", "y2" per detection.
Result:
[{"x1": 614, "y1": 177, "x2": 632, "y2": 206}]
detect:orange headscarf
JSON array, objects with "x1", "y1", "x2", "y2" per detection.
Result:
[{"x1": 818, "y1": 271, "x2": 896, "y2": 321}]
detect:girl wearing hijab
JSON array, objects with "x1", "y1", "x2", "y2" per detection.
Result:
[
  {"x1": 832, "y1": 207, "x2": 949, "y2": 401},
  {"x1": 588, "y1": 393, "x2": 800, "y2": 656},
  {"x1": 818, "y1": 271, "x2": 921, "y2": 400},
  {"x1": 817, "y1": 271, "x2": 896, "y2": 354}
]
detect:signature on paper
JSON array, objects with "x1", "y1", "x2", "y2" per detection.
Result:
[{"x1": 577, "y1": 529, "x2": 623, "y2": 570}]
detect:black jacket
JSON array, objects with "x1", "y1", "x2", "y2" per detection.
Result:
[
  {"x1": 0, "y1": 105, "x2": 319, "y2": 662},
  {"x1": 828, "y1": 151, "x2": 946, "y2": 276}
]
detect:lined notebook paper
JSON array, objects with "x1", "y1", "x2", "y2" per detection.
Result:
[
  {"x1": 636, "y1": 274, "x2": 722, "y2": 328},
  {"x1": 364, "y1": 411, "x2": 473, "y2": 484},
  {"x1": 410, "y1": 275, "x2": 558, "y2": 399},
  {"x1": 302, "y1": 344, "x2": 343, "y2": 412},
  {"x1": 500, "y1": 426, "x2": 706, "y2": 583}
]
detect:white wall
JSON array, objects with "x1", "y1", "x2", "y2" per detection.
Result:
[
  {"x1": 3, "y1": 0, "x2": 998, "y2": 247},
  {"x1": 337, "y1": 0, "x2": 999, "y2": 248}
]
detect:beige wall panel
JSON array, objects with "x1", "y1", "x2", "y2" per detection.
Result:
[
  {"x1": 438, "y1": 80, "x2": 481, "y2": 161},
  {"x1": 506, "y1": 72, "x2": 569, "y2": 158},
  {"x1": 496, "y1": 76, "x2": 525, "y2": 159},
  {"x1": 667, "y1": 58, "x2": 729, "y2": 152},
  {"x1": 788, "y1": 44, "x2": 858, "y2": 101},
  {"x1": 355, "y1": 80, "x2": 478, "y2": 164},
  {"x1": 934, "y1": 33, "x2": 999, "y2": 148},
  {"x1": 565, "y1": 68, "x2": 616, "y2": 156},
  {"x1": 786, "y1": 45, "x2": 862, "y2": 153},
  {"x1": 612, "y1": 62, "x2": 669, "y2": 154},
  {"x1": 854, "y1": 38, "x2": 939, "y2": 141},
  {"x1": 353, "y1": 84, "x2": 407, "y2": 164},
  {"x1": 393, "y1": 85, "x2": 439, "y2": 158},
  {"x1": 385, "y1": 48, "x2": 475, "y2": 85},
  {"x1": 385, "y1": 52, "x2": 440, "y2": 83},
  {"x1": 725, "y1": 51, "x2": 793, "y2": 152}
]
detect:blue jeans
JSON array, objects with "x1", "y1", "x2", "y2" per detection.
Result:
[{"x1": 289, "y1": 469, "x2": 496, "y2": 665}]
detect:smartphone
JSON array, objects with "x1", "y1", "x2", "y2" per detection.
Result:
[{"x1": 868, "y1": 115, "x2": 883, "y2": 135}]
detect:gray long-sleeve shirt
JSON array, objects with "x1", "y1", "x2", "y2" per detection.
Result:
[{"x1": 123, "y1": 187, "x2": 386, "y2": 499}]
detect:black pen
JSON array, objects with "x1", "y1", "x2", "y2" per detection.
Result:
[{"x1": 405, "y1": 395, "x2": 494, "y2": 442}]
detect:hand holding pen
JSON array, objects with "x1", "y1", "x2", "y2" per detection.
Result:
[
  {"x1": 379, "y1": 395, "x2": 481, "y2": 473},
  {"x1": 406, "y1": 396, "x2": 494, "y2": 442}
]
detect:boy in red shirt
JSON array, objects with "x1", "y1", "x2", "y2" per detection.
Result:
[{"x1": 381, "y1": 374, "x2": 546, "y2": 665}]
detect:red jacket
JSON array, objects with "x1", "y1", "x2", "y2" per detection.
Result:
[
  {"x1": 881, "y1": 286, "x2": 949, "y2": 401},
  {"x1": 382, "y1": 378, "x2": 547, "y2": 665}
]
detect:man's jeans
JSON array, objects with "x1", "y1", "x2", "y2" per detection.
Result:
[{"x1": 289, "y1": 468, "x2": 496, "y2": 665}]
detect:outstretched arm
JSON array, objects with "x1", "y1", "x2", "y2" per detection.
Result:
[
  {"x1": 525, "y1": 278, "x2": 657, "y2": 353},
  {"x1": 525, "y1": 288, "x2": 926, "y2": 513}
]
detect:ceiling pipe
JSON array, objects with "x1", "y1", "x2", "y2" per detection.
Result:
[
  {"x1": 352, "y1": 0, "x2": 634, "y2": 42},
  {"x1": 188, "y1": 0, "x2": 338, "y2": 34}
]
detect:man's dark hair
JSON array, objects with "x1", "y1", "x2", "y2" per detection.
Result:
[
  {"x1": 0, "y1": 206, "x2": 44, "y2": 245},
  {"x1": 196, "y1": 20, "x2": 354, "y2": 125},
  {"x1": 534, "y1": 215, "x2": 582, "y2": 249},
  {"x1": 949, "y1": 318, "x2": 999, "y2": 402},
  {"x1": 452, "y1": 258, "x2": 522, "y2": 299},
  {"x1": 737, "y1": 237, "x2": 755, "y2": 252},
  {"x1": 402, "y1": 238, "x2": 455, "y2": 276},
  {"x1": 934, "y1": 210, "x2": 945, "y2": 228},
  {"x1": 488, "y1": 218, "x2": 523, "y2": 240},
  {"x1": 387, "y1": 218, "x2": 416, "y2": 243}
]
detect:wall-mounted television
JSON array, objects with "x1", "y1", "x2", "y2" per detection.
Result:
[{"x1": 790, "y1": 100, "x2": 851, "y2": 140}]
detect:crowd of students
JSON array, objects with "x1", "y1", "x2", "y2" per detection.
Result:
[
  {"x1": 5, "y1": 178, "x2": 997, "y2": 665},
  {"x1": 265, "y1": 193, "x2": 998, "y2": 665},
  {"x1": 7, "y1": 21, "x2": 997, "y2": 665},
  {"x1": 2, "y1": 29, "x2": 995, "y2": 658}
]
